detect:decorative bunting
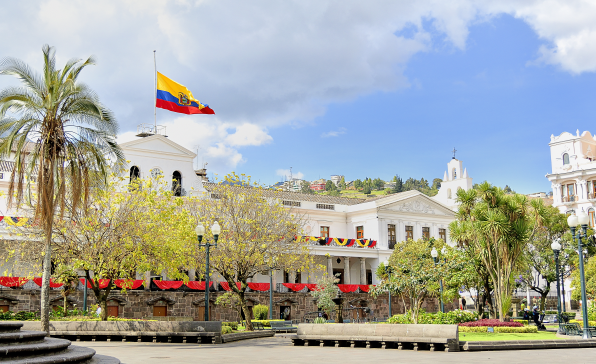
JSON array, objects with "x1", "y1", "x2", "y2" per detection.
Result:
[
  {"x1": 305, "y1": 284, "x2": 319, "y2": 291},
  {"x1": 282, "y1": 283, "x2": 307, "y2": 291},
  {"x1": 247, "y1": 282, "x2": 270, "y2": 291},
  {"x1": 295, "y1": 235, "x2": 376, "y2": 248},
  {"x1": 185, "y1": 281, "x2": 213, "y2": 290},
  {"x1": 152, "y1": 280, "x2": 183, "y2": 290},
  {"x1": 220, "y1": 282, "x2": 242, "y2": 291},
  {"x1": 358, "y1": 285, "x2": 371, "y2": 293},
  {"x1": 4, "y1": 217, "x2": 28, "y2": 226},
  {"x1": 114, "y1": 279, "x2": 144, "y2": 289},
  {"x1": 33, "y1": 278, "x2": 64, "y2": 288},
  {"x1": 79, "y1": 278, "x2": 110, "y2": 289},
  {"x1": 0, "y1": 277, "x2": 28, "y2": 287},
  {"x1": 337, "y1": 284, "x2": 359, "y2": 293}
]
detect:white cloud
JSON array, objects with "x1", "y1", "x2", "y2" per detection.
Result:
[
  {"x1": 276, "y1": 169, "x2": 304, "y2": 180},
  {"x1": 321, "y1": 127, "x2": 347, "y2": 138},
  {"x1": 3, "y1": 0, "x2": 596, "y2": 170}
]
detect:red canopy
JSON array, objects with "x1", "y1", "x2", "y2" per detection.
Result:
[
  {"x1": 0, "y1": 277, "x2": 28, "y2": 287},
  {"x1": 33, "y1": 278, "x2": 63, "y2": 288},
  {"x1": 79, "y1": 278, "x2": 110, "y2": 289},
  {"x1": 220, "y1": 282, "x2": 242, "y2": 291},
  {"x1": 152, "y1": 280, "x2": 183, "y2": 290},
  {"x1": 247, "y1": 282, "x2": 270, "y2": 291},
  {"x1": 114, "y1": 279, "x2": 144, "y2": 289},
  {"x1": 185, "y1": 281, "x2": 213, "y2": 290},
  {"x1": 337, "y1": 284, "x2": 359, "y2": 293},
  {"x1": 282, "y1": 283, "x2": 307, "y2": 291}
]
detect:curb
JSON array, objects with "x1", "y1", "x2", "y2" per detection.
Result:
[{"x1": 222, "y1": 330, "x2": 275, "y2": 343}]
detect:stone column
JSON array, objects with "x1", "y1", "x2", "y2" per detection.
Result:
[
  {"x1": 144, "y1": 271, "x2": 151, "y2": 290},
  {"x1": 308, "y1": 261, "x2": 315, "y2": 284},
  {"x1": 360, "y1": 257, "x2": 366, "y2": 285},
  {"x1": 327, "y1": 256, "x2": 333, "y2": 278},
  {"x1": 343, "y1": 257, "x2": 351, "y2": 284},
  {"x1": 289, "y1": 271, "x2": 296, "y2": 284},
  {"x1": 188, "y1": 268, "x2": 196, "y2": 281}
]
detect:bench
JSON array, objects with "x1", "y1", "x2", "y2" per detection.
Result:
[
  {"x1": 270, "y1": 321, "x2": 297, "y2": 333},
  {"x1": 561, "y1": 323, "x2": 596, "y2": 337},
  {"x1": 291, "y1": 323, "x2": 459, "y2": 352}
]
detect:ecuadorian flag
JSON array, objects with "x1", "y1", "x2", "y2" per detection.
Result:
[{"x1": 156, "y1": 72, "x2": 215, "y2": 115}]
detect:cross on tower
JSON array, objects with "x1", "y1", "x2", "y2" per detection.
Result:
[{"x1": 452, "y1": 148, "x2": 457, "y2": 159}]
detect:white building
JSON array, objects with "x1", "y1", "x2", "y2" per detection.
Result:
[{"x1": 433, "y1": 157, "x2": 473, "y2": 211}]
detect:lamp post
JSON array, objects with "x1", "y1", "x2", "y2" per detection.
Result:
[
  {"x1": 383, "y1": 260, "x2": 392, "y2": 318},
  {"x1": 551, "y1": 238, "x2": 563, "y2": 334},
  {"x1": 567, "y1": 212, "x2": 591, "y2": 339},
  {"x1": 82, "y1": 272, "x2": 88, "y2": 312},
  {"x1": 431, "y1": 248, "x2": 444, "y2": 313},
  {"x1": 196, "y1": 221, "x2": 221, "y2": 321}
]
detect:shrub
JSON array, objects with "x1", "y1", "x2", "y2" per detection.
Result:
[
  {"x1": 253, "y1": 304, "x2": 269, "y2": 320},
  {"x1": 388, "y1": 310, "x2": 477, "y2": 325},
  {"x1": 570, "y1": 319, "x2": 596, "y2": 326},
  {"x1": 222, "y1": 326, "x2": 233, "y2": 335},
  {"x1": 243, "y1": 319, "x2": 284, "y2": 327},
  {"x1": 0, "y1": 311, "x2": 37, "y2": 321},
  {"x1": 513, "y1": 319, "x2": 529, "y2": 326},
  {"x1": 313, "y1": 317, "x2": 326, "y2": 324},
  {"x1": 459, "y1": 326, "x2": 489, "y2": 333},
  {"x1": 222, "y1": 322, "x2": 238, "y2": 330},
  {"x1": 459, "y1": 319, "x2": 523, "y2": 327}
]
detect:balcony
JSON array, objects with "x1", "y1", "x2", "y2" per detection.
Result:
[
  {"x1": 562, "y1": 195, "x2": 577, "y2": 203},
  {"x1": 589, "y1": 193, "x2": 596, "y2": 200}
]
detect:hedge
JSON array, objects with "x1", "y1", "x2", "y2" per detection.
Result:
[
  {"x1": 222, "y1": 322, "x2": 238, "y2": 330},
  {"x1": 242, "y1": 319, "x2": 285, "y2": 327},
  {"x1": 459, "y1": 326, "x2": 538, "y2": 333},
  {"x1": 459, "y1": 319, "x2": 523, "y2": 327},
  {"x1": 570, "y1": 319, "x2": 596, "y2": 326},
  {"x1": 389, "y1": 310, "x2": 477, "y2": 325},
  {"x1": 222, "y1": 326, "x2": 233, "y2": 335}
]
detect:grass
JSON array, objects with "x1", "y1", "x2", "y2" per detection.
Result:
[{"x1": 460, "y1": 331, "x2": 562, "y2": 341}]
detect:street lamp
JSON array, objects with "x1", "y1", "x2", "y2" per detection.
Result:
[
  {"x1": 551, "y1": 238, "x2": 563, "y2": 334},
  {"x1": 196, "y1": 221, "x2": 221, "y2": 321},
  {"x1": 383, "y1": 260, "x2": 392, "y2": 318},
  {"x1": 567, "y1": 212, "x2": 591, "y2": 339},
  {"x1": 267, "y1": 256, "x2": 277, "y2": 321},
  {"x1": 431, "y1": 248, "x2": 444, "y2": 313}
]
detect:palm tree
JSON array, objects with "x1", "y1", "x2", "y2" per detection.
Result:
[{"x1": 0, "y1": 45, "x2": 124, "y2": 333}]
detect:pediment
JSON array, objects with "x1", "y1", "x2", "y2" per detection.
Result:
[
  {"x1": 119, "y1": 135, "x2": 196, "y2": 158},
  {"x1": 379, "y1": 195, "x2": 454, "y2": 216}
]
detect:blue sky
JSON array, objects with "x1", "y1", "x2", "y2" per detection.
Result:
[{"x1": 2, "y1": 1, "x2": 596, "y2": 194}]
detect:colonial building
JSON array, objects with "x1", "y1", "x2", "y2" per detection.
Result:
[{"x1": 0, "y1": 131, "x2": 467, "y2": 321}]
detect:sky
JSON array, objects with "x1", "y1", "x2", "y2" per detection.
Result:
[{"x1": 2, "y1": 1, "x2": 596, "y2": 193}]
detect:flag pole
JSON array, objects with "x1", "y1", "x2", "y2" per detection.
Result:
[{"x1": 153, "y1": 50, "x2": 157, "y2": 133}]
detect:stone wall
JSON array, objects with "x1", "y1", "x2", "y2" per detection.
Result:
[{"x1": 0, "y1": 287, "x2": 456, "y2": 322}]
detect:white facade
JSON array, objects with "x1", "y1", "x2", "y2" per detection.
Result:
[{"x1": 433, "y1": 158, "x2": 473, "y2": 210}]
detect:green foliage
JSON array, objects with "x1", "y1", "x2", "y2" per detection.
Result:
[
  {"x1": 570, "y1": 319, "x2": 596, "y2": 326},
  {"x1": 313, "y1": 317, "x2": 327, "y2": 324},
  {"x1": 222, "y1": 321, "x2": 239, "y2": 330},
  {"x1": 354, "y1": 179, "x2": 363, "y2": 189},
  {"x1": 392, "y1": 175, "x2": 403, "y2": 193},
  {"x1": 325, "y1": 180, "x2": 337, "y2": 192},
  {"x1": 0, "y1": 311, "x2": 37, "y2": 321},
  {"x1": 571, "y1": 256, "x2": 596, "y2": 301},
  {"x1": 338, "y1": 176, "x2": 346, "y2": 190},
  {"x1": 253, "y1": 304, "x2": 269, "y2": 320},
  {"x1": 221, "y1": 326, "x2": 233, "y2": 334},
  {"x1": 387, "y1": 310, "x2": 477, "y2": 325},
  {"x1": 459, "y1": 326, "x2": 538, "y2": 333},
  {"x1": 242, "y1": 319, "x2": 285, "y2": 327},
  {"x1": 300, "y1": 181, "x2": 314, "y2": 194},
  {"x1": 362, "y1": 185, "x2": 372, "y2": 195},
  {"x1": 310, "y1": 273, "x2": 339, "y2": 318}
]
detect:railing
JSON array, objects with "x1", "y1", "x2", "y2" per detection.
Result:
[
  {"x1": 562, "y1": 195, "x2": 577, "y2": 203},
  {"x1": 589, "y1": 193, "x2": 596, "y2": 200},
  {"x1": 306, "y1": 239, "x2": 378, "y2": 249}
]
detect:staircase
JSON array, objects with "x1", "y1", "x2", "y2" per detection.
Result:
[{"x1": 0, "y1": 322, "x2": 120, "y2": 364}]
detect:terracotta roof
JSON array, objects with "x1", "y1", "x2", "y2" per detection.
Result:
[{"x1": 203, "y1": 182, "x2": 367, "y2": 205}]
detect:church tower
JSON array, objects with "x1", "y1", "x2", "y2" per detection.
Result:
[{"x1": 433, "y1": 153, "x2": 473, "y2": 211}]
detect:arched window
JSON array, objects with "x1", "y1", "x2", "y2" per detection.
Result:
[
  {"x1": 563, "y1": 153, "x2": 570, "y2": 165},
  {"x1": 172, "y1": 171, "x2": 182, "y2": 197},
  {"x1": 129, "y1": 166, "x2": 140, "y2": 190},
  {"x1": 447, "y1": 188, "x2": 452, "y2": 199},
  {"x1": 589, "y1": 208, "x2": 595, "y2": 228}
]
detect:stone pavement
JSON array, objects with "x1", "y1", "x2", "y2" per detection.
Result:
[{"x1": 82, "y1": 335, "x2": 596, "y2": 364}]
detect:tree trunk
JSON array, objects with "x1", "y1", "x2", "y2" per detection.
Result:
[
  {"x1": 40, "y1": 229, "x2": 53, "y2": 334},
  {"x1": 63, "y1": 295, "x2": 67, "y2": 317},
  {"x1": 238, "y1": 291, "x2": 253, "y2": 331}
]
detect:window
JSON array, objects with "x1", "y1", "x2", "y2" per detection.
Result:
[
  {"x1": 563, "y1": 153, "x2": 570, "y2": 165},
  {"x1": 366, "y1": 270, "x2": 373, "y2": 285},
  {"x1": 405, "y1": 226, "x2": 413, "y2": 240},
  {"x1": 172, "y1": 171, "x2": 182, "y2": 197},
  {"x1": 0, "y1": 173, "x2": 4, "y2": 179},
  {"x1": 333, "y1": 269, "x2": 344, "y2": 284},
  {"x1": 452, "y1": 168, "x2": 457, "y2": 179},
  {"x1": 589, "y1": 209, "x2": 595, "y2": 228},
  {"x1": 422, "y1": 227, "x2": 430, "y2": 240},
  {"x1": 283, "y1": 200, "x2": 301, "y2": 207},
  {"x1": 320, "y1": 226, "x2": 330, "y2": 238},
  {"x1": 439, "y1": 228, "x2": 446, "y2": 241},
  {"x1": 284, "y1": 271, "x2": 290, "y2": 283},
  {"x1": 388, "y1": 224, "x2": 396, "y2": 248},
  {"x1": 316, "y1": 204, "x2": 335, "y2": 210},
  {"x1": 447, "y1": 188, "x2": 451, "y2": 199},
  {"x1": 129, "y1": 166, "x2": 140, "y2": 190},
  {"x1": 356, "y1": 226, "x2": 364, "y2": 239},
  {"x1": 210, "y1": 193, "x2": 222, "y2": 199},
  {"x1": 562, "y1": 183, "x2": 576, "y2": 202}
]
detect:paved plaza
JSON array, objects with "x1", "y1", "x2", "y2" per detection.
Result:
[{"x1": 82, "y1": 335, "x2": 596, "y2": 364}]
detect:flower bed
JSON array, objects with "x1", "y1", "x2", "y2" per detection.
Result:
[
  {"x1": 459, "y1": 326, "x2": 537, "y2": 333},
  {"x1": 388, "y1": 309, "x2": 477, "y2": 325},
  {"x1": 459, "y1": 319, "x2": 523, "y2": 327}
]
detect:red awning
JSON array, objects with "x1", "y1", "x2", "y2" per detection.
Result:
[
  {"x1": 33, "y1": 278, "x2": 63, "y2": 288},
  {"x1": 220, "y1": 282, "x2": 242, "y2": 291},
  {"x1": 247, "y1": 282, "x2": 270, "y2": 291},
  {"x1": 185, "y1": 281, "x2": 213, "y2": 290},
  {"x1": 152, "y1": 280, "x2": 183, "y2": 290},
  {"x1": 114, "y1": 279, "x2": 144, "y2": 289},
  {"x1": 0, "y1": 277, "x2": 28, "y2": 287}
]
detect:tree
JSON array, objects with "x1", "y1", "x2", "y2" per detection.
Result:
[
  {"x1": 449, "y1": 183, "x2": 545, "y2": 320},
  {"x1": 186, "y1": 174, "x2": 318, "y2": 331},
  {"x1": 354, "y1": 179, "x2": 363, "y2": 190},
  {"x1": 432, "y1": 178, "x2": 442, "y2": 190},
  {"x1": 338, "y1": 176, "x2": 346, "y2": 190},
  {"x1": 215, "y1": 292, "x2": 243, "y2": 323},
  {"x1": 392, "y1": 175, "x2": 403, "y2": 193},
  {"x1": 53, "y1": 264, "x2": 79, "y2": 317},
  {"x1": 362, "y1": 185, "x2": 372, "y2": 195},
  {"x1": 0, "y1": 45, "x2": 123, "y2": 332},
  {"x1": 300, "y1": 181, "x2": 314, "y2": 194},
  {"x1": 49, "y1": 175, "x2": 187, "y2": 320},
  {"x1": 310, "y1": 273, "x2": 339, "y2": 319},
  {"x1": 371, "y1": 239, "x2": 465, "y2": 323},
  {"x1": 372, "y1": 178, "x2": 384, "y2": 191},
  {"x1": 325, "y1": 180, "x2": 337, "y2": 192},
  {"x1": 518, "y1": 205, "x2": 570, "y2": 311}
]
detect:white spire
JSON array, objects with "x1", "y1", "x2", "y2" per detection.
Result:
[
  {"x1": 463, "y1": 168, "x2": 468, "y2": 178},
  {"x1": 443, "y1": 171, "x2": 448, "y2": 181}
]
